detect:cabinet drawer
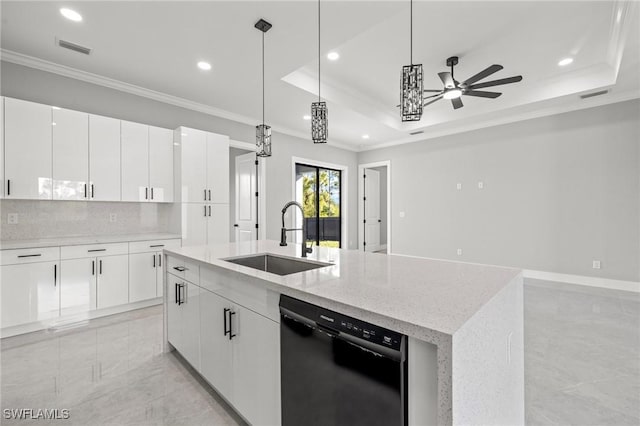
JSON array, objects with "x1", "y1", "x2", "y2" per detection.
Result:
[
  {"x1": 61, "y1": 242, "x2": 128, "y2": 260},
  {"x1": 0, "y1": 247, "x2": 60, "y2": 265},
  {"x1": 129, "y1": 239, "x2": 180, "y2": 254},
  {"x1": 166, "y1": 255, "x2": 199, "y2": 285}
]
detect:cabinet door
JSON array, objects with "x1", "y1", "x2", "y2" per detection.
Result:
[
  {"x1": 182, "y1": 282, "x2": 201, "y2": 370},
  {"x1": 96, "y1": 255, "x2": 129, "y2": 309},
  {"x1": 166, "y1": 275, "x2": 183, "y2": 351},
  {"x1": 206, "y1": 132, "x2": 229, "y2": 203},
  {"x1": 4, "y1": 98, "x2": 53, "y2": 200},
  {"x1": 60, "y1": 258, "x2": 97, "y2": 317},
  {"x1": 180, "y1": 128, "x2": 207, "y2": 203},
  {"x1": 199, "y1": 289, "x2": 233, "y2": 400},
  {"x1": 232, "y1": 306, "x2": 281, "y2": 426},
  {"x1": 89, "y1": 115, "x2": 121, "y2": 201},
  {"x1": 207, "y1": 204, "x2": 230, "y2": 245},
  {"x1": 121, "y1": 120, "x2": 149, "y2": 202},
  {"x1": 1, "y1": 97, "x2": 4, "y2": 198},
  {"x1": 155, "y1": 253, "x2": 163, "y2": 297},
  {"x1": 1, "y1": 261, "x2": 59, "y2": 328},
  {"x1": 52, "y1": 108, "x2": 89, "y2": 200},
  {"x1": 148, "y1": 126, "x2": 173, "y2": 202},
  {"x1": 129, "y1": 252, "x2": 158, "y2": 303},
  {"x1": 182, "y1": 203, "x2": 208, "y2": 247}
]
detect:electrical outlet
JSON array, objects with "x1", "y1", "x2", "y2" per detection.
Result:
[
  {"x1": 7, "y1": 213, "x2": 18, "y2": 224},
  {"x1": 109, "y1": 213, "x2": 117, "y2": 223},
  {"x1": 456, "y1": 248, "x2": 463, "y2": 256},
  {"x1": 478, "y1": 181, "x2": 484, "y2": 189},
  {"x1": 456, "y1": 183, "x2": 462, "y2": 190},
  {"x1": 592, "y1": 260, "x2": 601, "y2": 269}
]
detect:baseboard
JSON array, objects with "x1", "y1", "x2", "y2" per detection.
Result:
[
  {"x1": 523, "y1": 270, "x2": 640, "y2": 293},
  {"x1": 379, "y1": 244, "x2": 388, "y2": 251}
]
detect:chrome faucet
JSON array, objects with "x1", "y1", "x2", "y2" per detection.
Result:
[{"x1": 280, "y1": 201, "x2": 313, "y2": 258}]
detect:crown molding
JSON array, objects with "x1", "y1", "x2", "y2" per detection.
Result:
[{"x1": 0, "y1": 49, "x2": 359, "y2": 152}]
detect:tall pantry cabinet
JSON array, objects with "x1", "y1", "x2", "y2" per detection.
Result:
[{"x1": 174, "y1": 127, "x2": 229, "y2": 247}]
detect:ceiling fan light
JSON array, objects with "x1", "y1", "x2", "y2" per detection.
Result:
[{"x1": 443, "y1": 89, "x2": 463, "y2": 100}]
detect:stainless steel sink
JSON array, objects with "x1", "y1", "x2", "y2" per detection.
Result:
[{"x1": 223, "y1": 253, "x2": 332, "y2": 276}]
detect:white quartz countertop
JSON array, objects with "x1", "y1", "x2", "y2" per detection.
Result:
[
  {"x1": 165, "y1": 240, "x2": 521, "y2": 337},
  {"x1": 0, "y1": 233, "x2": 182, "y2": 250}
]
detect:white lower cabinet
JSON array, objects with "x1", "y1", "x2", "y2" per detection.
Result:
[
  {"x1": 96, "y1": 255, "x2": 129, "y2": 309},
  {"x1": 0, "y1": 260, "x2": 59, "y2": 328},
  {"x1": 167, "y1": 256, "x2": 281, "y2": 426},
  {"x1": 129, "y1": 252, "x2": 160, "y2": 302},
  {"x1": 167, "y1": 274, "x2": 201, "y2": 369},
  {"x1": 230, "y1": 304, "x2": 281, "y2": 426},
  {"x1": 60, "y1": 257, "x2": 97, "y2": 317}
]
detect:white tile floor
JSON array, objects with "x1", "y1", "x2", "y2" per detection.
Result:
[{"x1": 1, "y1": 279, "x2": 638, "y2": 425}]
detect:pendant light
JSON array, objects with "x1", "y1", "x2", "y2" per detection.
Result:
[
  {"x1": 400, "y1": 0, "x2": 423, "y2": 122},
  {"x1": 255, "y1": 18, "x2": 272, "y2": 157},
  {"x1": 311, "y1": 0, "x2": 328, "y2": 143}
]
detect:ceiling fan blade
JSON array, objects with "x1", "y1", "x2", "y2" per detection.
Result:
[
  {"x1": 423, "y1": 93, "x2": 441, "y2": 100},
  {"x1": 468, "y1": 75, "x2": 522, "y2": 90},
  {"x1": 438, "y1": 72, "x2": 455, "y2": 88},
  {"x1": 464, "y1": 90, "x2": 502, "y2": 98},
  {"x1": 451, "y1": 97, "x2": 463, "y2": 109},
  {"x1": 424, "y1": 95, "x2": 443, "y2": 107},
  {"x1": 423, "y1": 89, "x2": 443, "y2": 92},
  {"x1": 462, "y1": 64, "x2": 503, "y2": 86}
]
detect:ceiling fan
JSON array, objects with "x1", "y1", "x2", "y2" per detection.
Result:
[{"x1": 423, "y1": 56, "x2": 523, "y2": 110}]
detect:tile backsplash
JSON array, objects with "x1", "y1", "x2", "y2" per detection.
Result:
[{"x1": 0, "y1": 200, "x2": 174, "y2": 240}]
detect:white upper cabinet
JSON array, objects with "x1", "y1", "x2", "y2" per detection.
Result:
[
  {"x1": 89, "y1": 114, "x2": 121, "y2": 201},
  {"x1": 1, "y1": 97, "x2": 4, "y2": 198},
  {"x1": 179, "y1": 127, "x2": 208, "y2": 203},
  {"x1": 206, "y1": 132, "x2": 230, "y2": 203},
  {"x1": 4, "y1": 98, "x2": 53, "y2": 199},
  {"x1": 149, "y1": 126, "x2": 173, "y2": 202},
  {"x1": 121, "y1": 120, "x2": 150, "y2": 202},
  {"x1": 53, "y1": 108, "x2": 89, "y2": 200}
]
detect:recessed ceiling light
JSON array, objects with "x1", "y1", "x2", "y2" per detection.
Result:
[
  {"x1": 303, "y1": 115, "x2": 311, "y2": 120},
  {"x1": 327, "y1": 52, "x2": 340, "y2": 61},
  {"x1": 197, "y1": 61, "x2": 212, "y2": 71},
  {"x1": 558, "y1": 57, "x2": 573, "y2": 67},
  {"x1": 362, "y1": 134, "x2": 370, "y2": 139},
  {"x1": 60, "y1": 8, "x2": 82, "y2": 22}
]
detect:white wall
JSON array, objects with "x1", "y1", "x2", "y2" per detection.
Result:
[
  {"x1": 359, "y1": 100, "x2": 640, "y2": 281},
  {"x1": 1, "y1": 61, "x2": 360, "y2": 248}
]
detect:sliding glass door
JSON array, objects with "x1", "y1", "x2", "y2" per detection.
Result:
[{"x1": 295, "y1": 163, "x2": 342, "y2": 248}]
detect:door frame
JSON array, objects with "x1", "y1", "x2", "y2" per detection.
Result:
[
  {"x1": 358, "y1": 160, "x2": 391, "y2": 253},
  {"x1": 291, "y1": 156, "x2": 348, "y2": 248},
  {"x1": 230, "y1": 139, "x2": 267, "y2": 240}
]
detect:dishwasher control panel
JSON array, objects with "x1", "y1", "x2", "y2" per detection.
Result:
[{"x1": 280, "y1": 294, "x2": 403, "y2": 351}]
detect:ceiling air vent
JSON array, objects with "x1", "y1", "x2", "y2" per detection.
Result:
[
  {"x1": 58, "y1": 39, "x2": 92, "y2": 55},
  {"x1": 409, "y1": 130, "x2": 424, "y2": 136},
  {"x1": 580, "y1": 90, "x2": 608, "y2": 100}
]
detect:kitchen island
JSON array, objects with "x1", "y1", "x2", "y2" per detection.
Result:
[{"x1": 163, "y1": 240, "x2": 523, "y2": 425}]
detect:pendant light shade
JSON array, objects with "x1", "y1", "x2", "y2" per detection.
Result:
[
  {"x1": 255, "y1": 18, "x2": 272, "y2": 157},
  {"x1": 400, "y1": 0, "x2": 423, "y2": 122},
  {"x1": 311, "y1": 0, "x2": 328, "y2": 143}
]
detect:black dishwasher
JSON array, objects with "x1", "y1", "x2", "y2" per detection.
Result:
[{"x1": 280, "y1": 295, "x2": 408, "y2": 426}]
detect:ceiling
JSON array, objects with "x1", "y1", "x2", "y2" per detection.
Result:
[{"x1": 1, "y1": 1, "x2": 638, "y2": 151}]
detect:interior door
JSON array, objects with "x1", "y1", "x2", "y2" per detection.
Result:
[
  {"x1": 235, "y1": 152, "x2": 256, "y2": 243},
  {"x1": 364, "y1": 168, "x2": 381, "y2": 252},
  {"x1": 52, "y1": 108, "x2": 88, "y2": 200}
]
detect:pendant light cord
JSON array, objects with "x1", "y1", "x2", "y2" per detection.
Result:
[
  {"x1": 318, "y1": 0, "x2": 321, "y2": 102},
  {"x1": 262, "y1": 31, "x2": 265, "y2": 125},
  {"x1": 410, "y1": 0, "x2": 413, "y2": 65}
]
